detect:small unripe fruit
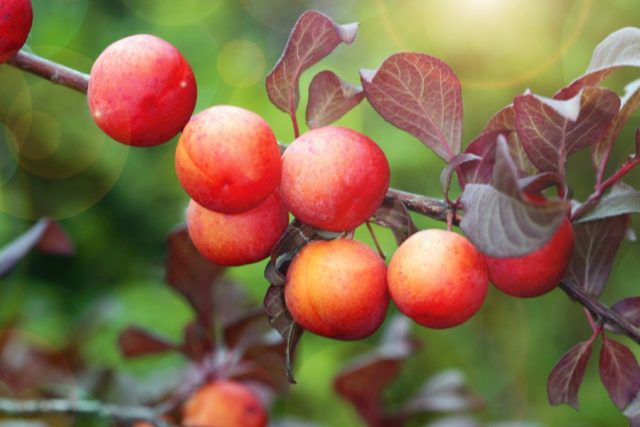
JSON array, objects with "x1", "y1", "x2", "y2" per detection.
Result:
[
  {"x1": 186, "y1": 192, "x2": 288, "y2": 266},
  {"x1": 484, "y1": 218, "x2": 574, "y2": 298},
  {"x1": 176, "y1": 105, "x2": 282, "y2": 214},
  {"x1": 387, "y1": 229, "x2": 488, "y2": 329},
  {"x1": 0, "y1": 0, "x2": 32, "y2": 64},
  {"x1": 88, "y1": 34, "x2": 197, "y2": 147},
  {"x1": 281, "y1": 126, "x2": 390, "y2": 231},
  {"x1": 183, "y1": 380, "x2": 267, "y2": 427},
  {"x1": 285, "y1": 239, "x2": 389, "y2": 340}
]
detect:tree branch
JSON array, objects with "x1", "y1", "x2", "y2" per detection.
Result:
[
  {"x1": 6, "y1": 49, "x2": 640, "y2": 350},
  {"x1": 8, "y1": 50, "x2": 89, "y2": 93},
  {"x1": 0, "y1": 398, "x2": 172, "y2": 427}
]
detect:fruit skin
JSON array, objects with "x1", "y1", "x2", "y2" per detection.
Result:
[
  {"x1": 176, "y1": 105, "x2": 282, "y2": 214},
  {"x1": 87, "y1": 34, "x2": 197, "y2": 147},
  {"x1": 387, "y1": 229, "x2": 488, "y2": 329},
  {"x1": 0, "y1": 0, "x2": 33, "y2": 63},
  {"x1": 484, "y1": 218, "x2": 575, "y2": 298},
  {"x1": 285, "y1": 239, "x2": 389, "y2": 340},
  {"x1": 281, "y1": 126, "x2": 390, "y2": 232},
  {"x1": 186, "y1": 192, "x2": 288, "y2": 266},
  {"x1": 182, "y1": 380, "x2": 267, "y2": 427}
]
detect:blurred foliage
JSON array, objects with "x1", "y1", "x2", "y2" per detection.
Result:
[{"x1": 0, "y1": 0, "x2": 639, "y2": 426}]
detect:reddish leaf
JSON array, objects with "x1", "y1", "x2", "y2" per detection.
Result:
[
  {"x1": 0, "y1": 219, "x2": 73, "y2": 278},
  {"x1": 264, "y1": 220, "x2": 317, "y2": 287},
  {"x1": 575, "y1": 182, "x2": 640, "y2": 223},
  {"x1": 223, "y1": 308, "x2": 269, "y2": 350},
  {"x1": 547, "y1": 339, "x2": 594, "y2": 409},
  {"x1": 266, "y1": 10, "x2": 358, "y2": 116},
  {"x1": 118, "y1": 327, "x2": 176, "y2": 358},
  {"x1": 181, "y1": 321, "x2": 215, "y2": 362},
  {"x1": 612, "y1": 297, "x2": 640, "y2": 331},
  {"x1": 593, "y1": 79, "x2": 640, "y2": 174},
  {"x1": 459, "y1": 131, "x2": 503, "y2": 185},
  {"x1": 563, "y1": 215, "x2": 628, "y2": 297},
  {"x1": 514, "y1": 87, "x2": 620, "y2": 177},
  {"x1": 361, "y1": 53, "x2": 463, "y2": 161},
  {"x1": 165, "y1": 226, "x2": 224, "y2": 322},
  {"x1": 306, "y1": 70, "x2": 364, "y2": 128},
  {"x1": 460, "y1": 138, "x2": 570, "y2": 257},
  {"x1": 35, "y1": 221, "x2": 74, "y2": 255},
  {"x1": 263, "y1": 284, "x2": 303, "y2": 383},
  {"x1": 518, "y1": 172, "x2": 564, "y2": 196},
  {"x1": 334, "y1": 316, "x2": 417, "y2": 427},
  {"x1": 440, "y1": 153, "x2": 480, "y2": 198},
  {"x1": 372, "y1": 196, "x2": 417, "y2": 245},
  {"x1": 600, "y1": 335, "x2": 640, "y2": 409},
  {"x1": 556, "y1": 27, "x2": 640, "y2": 100}
]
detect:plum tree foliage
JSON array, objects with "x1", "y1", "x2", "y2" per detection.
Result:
[{"x1": 2, "y1": 2, "x2": 640, "y2": 426}]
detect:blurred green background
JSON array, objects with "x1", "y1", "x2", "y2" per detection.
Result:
[{"x1": 0, "y1": 0, "x2": 639, "y2": 426}]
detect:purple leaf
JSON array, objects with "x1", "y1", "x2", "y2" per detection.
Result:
[
  {"x1": 263, "y1": 284, "x2": 303, "y2": 384},
  {"x1": 372, "y1": 196, "x2": 417, "y2": 245},
  {"x1": 593, "y1": 79, "x2": 640, "y2": 174},
  {"x1": 575, "y1": 182, "x2": 640, "y2": 223},
  {"x1": 440, "y1": 153, "x2": 480, "y2": 197},
  {"x1": 165, "y1": 226, "x2": 224, "y2": 322},
  {"x1": 556, "y1": 27, "x2": 640, "y2": 100},
  {"x1": 402, "y1": 370, "x2": 484, "y2": 414},
  {"x1": 223, "y1": 308, "x2": 270, "y2": 350},
  {"x1": 460, "y1": 139, "x2": 570, "y2": 257},
  {"x1": 600, "y1": 335, "x2": 640, "y2": 409},
  {"x1": 117, "y1": 327, "x2": 176, "y2": 358},
  {"x1": 563, "y1": 215, "x2": 628, "y2": 297},
  {"x1": 0, "y1": 219, "x2": 73, "y2": 278},
  {"x1": 334, "y1": 316, "x2": 417, "y2": 427},
  {"x1": 181, "y1": 320, "x2": 215, "y2": 361},
  {"x1": 306, "y1": 70, "x2": 364, "y2": 128},
  {"x1": 361, "y1": 53, "x2": 463, "y2": 161},
  {"x1": 518, "y1": 172, "x2": 565, "y2": 196},
  {"x1": 459, "y1": 130, "x2": 502, "y2": 185},
  {"x1": 547, "y1": 339, "x2": 594, "y2": 409},
  {"x1": 514, "y1": 87, "x2": 620, "y2": 177},
  {"x1": 612, "y1": 297, "x2": 640, "y2": 328},
  {"x1": 266, "y1": 10, "x2": 358, "y2": 116}
]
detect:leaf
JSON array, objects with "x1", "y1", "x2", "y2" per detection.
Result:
[
  {"x1": 514, "y1": 87, "x2": 620, "y2": 177},
  {"x1": 459, "y1": 131, "x2": 503, "y2": 185},
  {"x1": 402, "y1": 370, "x2": 484, "y2": 414},
  {"x1": 263, "y1": 284, "x2": 303, "y2": 384},
  {"x1": 181, "y1": 320, "x2": 215, "y2": 361},
  {"x1": 563, "y1": 215, "x2": 628, "y2": 297},
  {"x1": 600, "y1": 335, "x2": 640, "y2": 409},
  {"x1": 165, "y1": 225, "x2": 224, "y2": 323},
  {"x1": 306, "y1": 70, "x2": 364, "y2": 128},
  {"x1": 518, "y1": 172, "x2": 565, "y2": 196},
  {"x1": 547, "y1": 340, "x2": 594, "y2": 409},
  {"x1": 117, "y1": 327, "x2": 176, "y2": 358},
  {"x1": 361, "y1": 53, "x2": 463, "y2": 161},
  {"x1": 0, "y1": 219, "x2": 74, "y2": 278},
  {"x1": 372, "y1": 197, "x2": 417, "y2": 245},
  {"x1": 334, "y1": 316, "x2": 417, "y2": 427},
  {"x1": 460, "y1": 138, "x2": 570, "y2": 257},
  {"x1": 555, "y1": 27, "x2": 640, "y2": 100},
  {"x1": 612, "y1": 297, "x2": 640, "y2": 330},
  {"x1": 266, "y1": 10, "x2": 358, "y2": 116},
  {"x1": 575, "y1": 182, "x2": 640, "y2": 223},
  {"x1": 440, "y1": 153, "x2": 481, "y2": 197},
  {"x1": 593, "y1": 79, "x2": 640, "y2": 173}
]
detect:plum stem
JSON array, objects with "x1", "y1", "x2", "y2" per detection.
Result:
[{"x1": 366, "y1": 221, "x2": 386, "y2": 260}]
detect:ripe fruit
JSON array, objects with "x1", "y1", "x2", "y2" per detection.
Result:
[
  {"x1": 182, "y1": 380, "x2": 267, "y2": 427},
  {"x1": 176, "y1": 105, "x2": 282, "y2": 214},
  {"x1": 285, "y1": 239, "x2": 389, "y2": 340},
  {"x1": 87, "y1": 34, "x2": 197, "y2": 147},
  {"x1": 387, "y1": 229, "x2": 488, "y2": 329},
  {"x1": 0, "y1": 0, "x2": 33, "y2": 63},
  {"x1": 484, "y1": 218, "x2": 575, "y2": 298},
  {"x1": 281, "y1": 126, "x2": 390, "y2": 231},
  {"x1": 186, "y1": 192, "x2": 288, "y2": 266}
]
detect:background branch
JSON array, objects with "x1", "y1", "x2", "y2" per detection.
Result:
[{"x1": 0, "y1": 398, "x2": 172, "y2": 427}]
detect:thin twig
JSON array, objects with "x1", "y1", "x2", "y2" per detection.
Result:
[
  {"x1": 0, "y1": 398, "x2": 173, "y2": 427},
  {"x1": 8, "y1": 50, "x2": 89, "y2": 93}
]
